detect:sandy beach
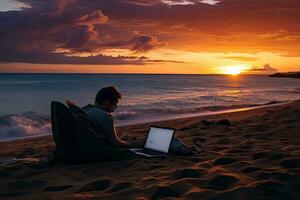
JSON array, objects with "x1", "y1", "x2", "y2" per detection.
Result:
[{"x1": 1, "y1": 100, "x2": 300, "y2": 200}]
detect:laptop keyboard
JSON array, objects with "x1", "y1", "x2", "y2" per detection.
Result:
[{"x1": 135, "y1": 149, "x2": 164, "y2": 155}]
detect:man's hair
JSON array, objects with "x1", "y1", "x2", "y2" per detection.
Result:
[{"x1": 95, "y1": 86, "x2": 122, "y2": 104}]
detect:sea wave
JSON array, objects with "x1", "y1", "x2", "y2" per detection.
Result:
[
  {"x1": 114, "y1": 101, "x2": 283, "y2": 120},
  {"x1": 0, "y1": 113, "x2": 51, "y2": 141}
]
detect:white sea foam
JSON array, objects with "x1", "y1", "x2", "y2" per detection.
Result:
[{"x1": 0, "y1": 114, "x2": 51, "y2": 140}]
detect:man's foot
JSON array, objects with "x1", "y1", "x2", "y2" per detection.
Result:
[{"x1": 171, "y1": 145, "x2": 195, "y2": 156}]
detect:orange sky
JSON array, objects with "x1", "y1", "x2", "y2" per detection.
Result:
[{"x1": 0, "y1": 0, "x2": 299, "y2": 74}]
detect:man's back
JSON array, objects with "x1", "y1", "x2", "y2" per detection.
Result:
[
  {"x1": 82, "y1": 104, "x2": 127, "y2": 148},
  {"x1": 83, "y1": 105, "x2": 114, "y2": 130}
]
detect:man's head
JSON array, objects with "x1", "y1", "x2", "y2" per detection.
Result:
[{"x1": 95, "y1": 86, "x2": 122, "y2": 113}]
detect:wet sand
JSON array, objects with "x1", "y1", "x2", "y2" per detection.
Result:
[{"x1": 1, "y1": 100, "x2": 300, "y2": 200}]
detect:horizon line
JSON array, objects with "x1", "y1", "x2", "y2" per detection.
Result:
[{"x1": 0, "y1": 72, "x2": 277, "y2": 75}]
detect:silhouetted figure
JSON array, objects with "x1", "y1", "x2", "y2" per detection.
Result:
[
  {"x1": 51, "y1": 86, "x2": 193, "y2": 163},
  {"x1": 72, "y1": 86, "x2": 131, "y2": 148}
]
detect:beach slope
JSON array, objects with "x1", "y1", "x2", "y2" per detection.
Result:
[{"x1": 1, "y1": 100, "x2": 300, "y2": 200}]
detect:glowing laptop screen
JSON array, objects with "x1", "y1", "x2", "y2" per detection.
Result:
[{"x1": 144, "y1": 127, "x2": 174, "y2": 153}]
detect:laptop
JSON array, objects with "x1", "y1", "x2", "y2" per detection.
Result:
[{"x1": 130, "y1": 126, "x2": 175, "y2": 157}]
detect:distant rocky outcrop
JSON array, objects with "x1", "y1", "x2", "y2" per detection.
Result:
[{"x1": 269, "y1": 72, "x2": 300, "y2": 79}]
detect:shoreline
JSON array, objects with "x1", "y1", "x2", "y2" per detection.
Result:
[
  {"x1": 0, "y1": 99, "x2": 298, "y2": 148},
  {"x1": 0, "y1": 100, "x2": 290, "y2": 143},
  {"x1": 116, "y1": 100, "x2": 289, "y2": 127}
]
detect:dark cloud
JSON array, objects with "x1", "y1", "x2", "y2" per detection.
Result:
[
  {"x1": 0, "y1": 0, "x2": 102, "y2": 55},
  {"x1": 0, "y1": 49, "x2": 182, "y2": 65},
  {"x1": 77, "y1": 10, "x2": 109, "y2": 26},
  {"x1": 0, "y1": 0, "x2": 165, "y2": 64},
  {"x1": 247, "y1": 64, "x2": 278, "y2": 72},
  {"x1": 131, "y1": 35, "x2": 162, "y2": 53},
  {"x1": 1, "y1": 0, "x2": 300, "y2": 65},
  {"x1": 119, "y1": 0, "x2": 162, "y2": 6},
  {"x1": 0, "y1": 51, "x2": 142, "y2": 65},
  {"x1": 99, "y1": 0, "x2": 300, "y2": 54}
]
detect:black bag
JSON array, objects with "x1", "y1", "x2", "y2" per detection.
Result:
[
  {"x1": 67, "y1": 103, "x2": 104, "y2": 138},
  {"x1": 51, "y1": 101, "x2": 108, "y2": 163},
  {"x1": 51, "y1": 101, "x2": 135, "y2": 163}
]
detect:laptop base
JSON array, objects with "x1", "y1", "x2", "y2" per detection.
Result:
[{"x1": 130, "y1": 148, "x2": 167, "y2": 158}]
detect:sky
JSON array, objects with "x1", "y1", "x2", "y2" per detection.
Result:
[{"x1": 0, "y1": 0, "x2": 299, "y2": 74}]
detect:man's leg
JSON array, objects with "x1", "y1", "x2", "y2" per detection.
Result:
[{"x1": 169, "y1": 137, "x2": 194, "y2": 155}]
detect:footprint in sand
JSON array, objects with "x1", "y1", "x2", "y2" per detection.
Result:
[
  {"x1": 265, "y1": 151, "x2": 290, "y2": 160},
  {"x1": 255, "y1": 172, "x2": 297, "y2": 183},
  {"x1": 152, "y1": 186, "x2": 181, "y2": 199},
  {"x1": 251, "y1": 180, "x2": 289, "y2": 198},
  {"x1": 214, "y1": 157, "x2": 237, "y2": 165},
  {"x1": 252, "y1": 152, "x2": 266, "y2": 160},
  {"x1": 44, "y1": 185, "x2": 73, "y2": 192},
  {"x1": 152, "y1": 180, "x2": 190, "y2": 199},
  {"x1": 76, "y1": 179, "x2": 111, "y2": 193},
  {"x1": 173, "y1": 168, "x2": 205, "y2": 179},
  {"x1": 209, "y1": 179, "x2": 298, "y2": 200},
  {"x1": 241, "y1": 166, "x2": 261, "y2": 173},
  {"x1": 206, "y1": 175, "x2": 240, "y2": 190},
  {"x1": 280, "y1": 158, "x2": 300, "y2": 169},
  {"x1": 107, "y1": 181, "x2": 134, "y2": 193}
]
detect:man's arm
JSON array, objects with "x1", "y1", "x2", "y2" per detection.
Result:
[{"x1": 102, "y1": 115, "x2": 131, "y2": 148}]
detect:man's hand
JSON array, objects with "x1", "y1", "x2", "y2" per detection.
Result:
[
  {"x1": 129, "y1": 138, "x2": 145, "y2": 148},
  {"x1": 66, "y1": 99, "x2": 75, "y2": 107}
]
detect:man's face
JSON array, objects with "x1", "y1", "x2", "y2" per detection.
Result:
[{"x1": 108, "y1": 99, "x2": 118, "y2": 113}]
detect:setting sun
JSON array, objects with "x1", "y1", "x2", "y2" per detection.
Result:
[{"x1": 223, "y1": 65, "x2": 246, "y2": 75}]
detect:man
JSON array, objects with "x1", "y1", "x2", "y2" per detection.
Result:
[
  {"x1": 66, "y1": 86, "x2": 194, "y2": 155},
  {"x1": 67, "y1": 86, "x2": 131, "y2": 148}
]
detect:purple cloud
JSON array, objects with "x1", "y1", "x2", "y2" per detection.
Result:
[
  {"x1": 0, "y1": 0, "x2": 166, "y2": 64},
  {"x1": 1, "y1": 0, "x2": 300, "y2": 66},
  {"x1": 131, "y1": 35, "x2": 161, "y2": 53}
]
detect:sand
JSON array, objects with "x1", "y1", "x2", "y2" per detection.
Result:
[{"x1": 1, "y1": 100, "x2": 300, "y2": 200}]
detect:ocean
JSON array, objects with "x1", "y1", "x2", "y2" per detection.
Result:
[{"x1": 0, "y1": 73, "x2": 299, "y2": 141}]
